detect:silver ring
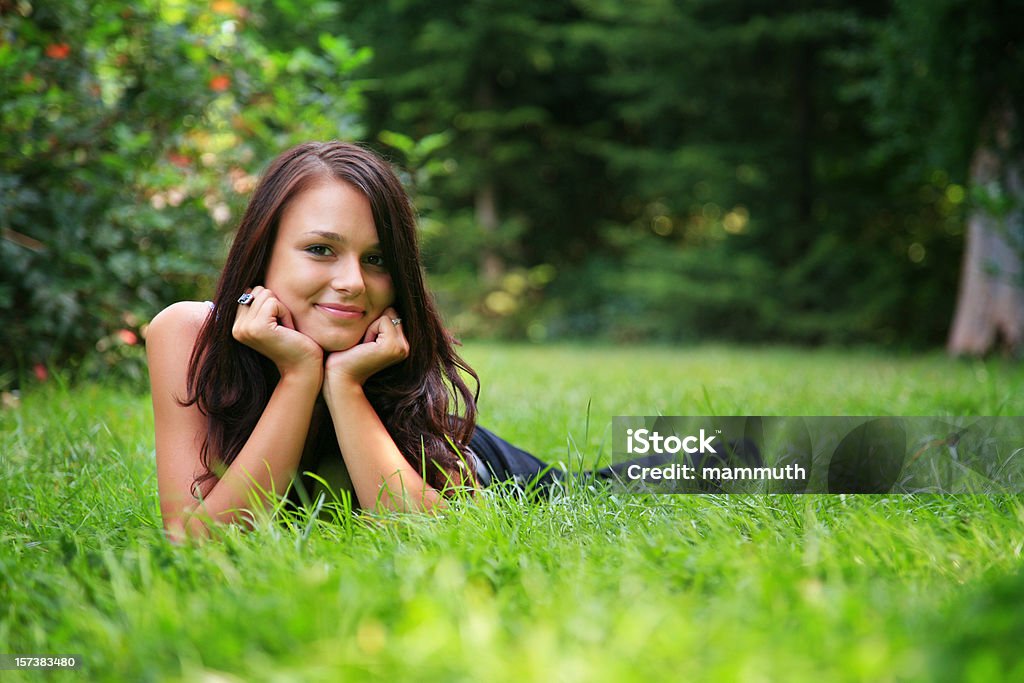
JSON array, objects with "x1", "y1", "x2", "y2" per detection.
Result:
[
  {"x1": 237, "y1": 292, "x2": 254, "y2": 305},
  {"x1": 391, "y1": 318, "x2": 402, "y2": 326}
]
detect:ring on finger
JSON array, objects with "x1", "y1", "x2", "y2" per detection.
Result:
[
  {"x1": 238, "y1": 292, "x2": 255, "y2": 305},
  {"x1": 391, "y1": 318, "x2": 402, "y2": 326}
]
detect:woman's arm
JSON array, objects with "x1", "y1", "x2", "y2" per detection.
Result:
[
  {"x1": 321, "y1": 307, "x2": 446, "y2": 512},
  {"x1": 148, "y1": 292, "x2": 323, "y2": 541}
]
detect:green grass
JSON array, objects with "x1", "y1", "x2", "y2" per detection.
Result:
[{"x1": 2, "y1": 344, "x2": 1024, "y2": 682}]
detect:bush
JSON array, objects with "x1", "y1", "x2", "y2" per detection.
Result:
[{"x1": 0, "y1": 1, "x2": 367, "y2": 386}]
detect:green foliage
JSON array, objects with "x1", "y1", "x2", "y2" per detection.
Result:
[
  {"x1": 4, "y1": 0, "x2": 1022, "y2": 375},
  {"x1": 334, "y1": 0, "x2": 997, "y2": 347},
  {"x1": 1, "y1": 2, "x2": 217, "y2": 383},
  {"x1": 854, "y1": 0, "x2": 1024, "y2": 179},
  {"x1": 853, "y1": 0, "x2": 1024, "y2": 294},
  {"x1": 558, "y1": 0, "x2": 964, "y2": 346},
  {"x1": 338, "y1": 0, "x2": 614, "y2": 332},
  {"x1": 0, "y1": 0, "x2": 367, "y2": 385}
]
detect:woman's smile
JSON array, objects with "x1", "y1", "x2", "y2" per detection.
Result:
[
  {"x1": 315, "y1": 302, "x2": 366, "y2": 320},
  {"x1": 150, "y1": 141, "x2": 478, "y2": 540},
  {"x1": 263, "y1": 179, "x2": 395, "y2": 351}
]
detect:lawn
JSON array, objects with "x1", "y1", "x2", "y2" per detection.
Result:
[{"x1": 2, "y1": 343, "x2": 1023, "y2": 682}]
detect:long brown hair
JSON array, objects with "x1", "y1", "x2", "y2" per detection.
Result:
[{"x1": 184, "y1": 141, "x2": 479, "y2": 494}]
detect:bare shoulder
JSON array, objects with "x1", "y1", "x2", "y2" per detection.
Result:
[
  {"x1": 147, "y1": 301, "x2": 215, "y2": 413},
  {"x1": 147, "y1": 301, "x2": 212, "y2": 342},
  {"x1": 146, "y1": 302, "x2": 214, "y2": 371}
]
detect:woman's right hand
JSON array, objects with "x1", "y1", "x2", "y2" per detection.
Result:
[{"x1": 231, "y1": 286, "x2": 323, "y2": 379}]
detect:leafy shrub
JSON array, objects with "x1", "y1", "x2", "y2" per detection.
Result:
[{"x1": 0, "y1": 0, "x2": 367, "y2": 387}]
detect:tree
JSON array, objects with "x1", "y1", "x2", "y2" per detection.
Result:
[
  {"x1": 565, "y1": 0, "x2": 949, "y2": 344},
  {"x1": 0, "y1": 1, "x2": 224, "y2": 383},
  {"x1": 336, "y1": 1, "x2": 1022, "y2": 348},
  {"x1": 862, "y1": 0, "x2": 1024, "y2": 355},
  {"x1": 0, "y1": 0, "x2": 367, "y2": 383},
  {"x1": 947, "y1": 104, "x2": 1024, "y2": 355},
  {"x1": 336, "y1": 0, "x2": 614, "y2": 335}
]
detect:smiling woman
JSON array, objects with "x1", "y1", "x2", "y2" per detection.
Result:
[
  {"x1": 146, "y1": 141, "x2": 591, "y2": 542},
  {"x1": 146, "y1": 142, "x2": 484, "y2": 541},
  {"x1": 264, "y1": 180, "x2": 395, "y2": 354}
]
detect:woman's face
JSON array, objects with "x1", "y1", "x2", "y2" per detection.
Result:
[{"x1": 263, "y1": 179, "x2": 395, "y2": 352}]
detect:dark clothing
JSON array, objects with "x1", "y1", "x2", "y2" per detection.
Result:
[
  {"x1": 468, "y1": 425, "x2": 762, "y2": 494},
  {"x1": 290, "y1": 421, "x2": 763, "y2": 504},
  {"x1": 468, "y1": 425, "x2": 680, "y2": 490},
  {"x1": 467, "y1": 426, "x2": 566, "y2": 489}
]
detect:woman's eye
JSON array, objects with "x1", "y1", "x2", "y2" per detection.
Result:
[
  {"x1": 365, "y1": 254, "x2": 386, "y2": 268},
  {"x1": 306, "y1": 245, "x2": 332, "y2": 257}
]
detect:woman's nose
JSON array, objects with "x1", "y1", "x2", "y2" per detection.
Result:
[{"x1": 330, "y1": 257, "x2": 366, "y2": 295}]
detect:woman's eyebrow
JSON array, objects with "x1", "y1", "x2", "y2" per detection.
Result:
[
  {"x1": 303, "y1": 230, "x2": 346, "y2": 242},
  {"x1": 302, "y1": 230, "x2": 382, "y2": 250}
]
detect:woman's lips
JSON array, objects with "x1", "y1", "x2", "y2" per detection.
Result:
[{"x1": 315, "y1": 303, "x2": 365, "y2": 320}]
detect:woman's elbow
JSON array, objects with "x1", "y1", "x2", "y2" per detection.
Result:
[{"x1": 161, "y1": 505, "x2": 214, "y2": 543}]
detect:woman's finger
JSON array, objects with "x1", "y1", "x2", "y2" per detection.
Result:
[
  {"x1": 233, "y1": 286, "x2": 259, "y2": 339},
  {"x1": 248, "y1": 290, "x2": 278, "y2": 328},
  {"x1": 367, "y1": 310, "x2": 387, "y2": 344},
  {"x1": 378, "y1": 308, "x2": 409, "y2": 357},
  {"x1": 370, "y1": 316, "x2": 387, "y2": 343},
  {"x1": 349, "y1": 310, "x2": 377, "y2": 344},
  {"x1": 250, "y1": 286, "x2": 273, "y2": 311},
  {"x1": 236, "y1": 286, "x2": 268, "y2": 318},
  {"x1": 383, "y1": 308, "x2": 406, "y2": 343},
  {"x1": 270, "y1": 296, "x2": 297, "y2": 330},
  {"x1": 233, "y1": 287, "x2": 278, "y2": 339}
]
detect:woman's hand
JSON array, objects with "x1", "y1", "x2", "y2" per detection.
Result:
[
  {"x1": 323, "y1": 307, "x2": 409, "y2": 396},
  {"x1": 319, "y1": 308, "x2": 440, "y2": 511},
  {"x1": 232, "y1": 286, "x2": 323, "y2": 379}
]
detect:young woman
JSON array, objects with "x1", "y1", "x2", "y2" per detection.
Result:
[{"x1": 147, "y1": 141, "x2": 565, "y2": 541}]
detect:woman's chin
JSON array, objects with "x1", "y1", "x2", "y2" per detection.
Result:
[
  {"x1": 301, "y1": 323, "x2": 371, "y2": 354},
  {"x1": 316, "y1": 336, "x2": 363, "y2": 354}
]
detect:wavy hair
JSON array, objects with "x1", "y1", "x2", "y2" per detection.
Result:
[{"x1": 184, "y1": 142, "x2": 479, "y2": 494}]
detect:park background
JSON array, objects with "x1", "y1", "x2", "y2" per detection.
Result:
[
  {"x1": 2, "y1": 0, "x2": 1023, "y2": 385},
  {"x1": 3, "y1": 1, "x2": 1024, "y2": 682}
]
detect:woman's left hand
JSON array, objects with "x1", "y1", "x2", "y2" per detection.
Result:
[{"x1": 323, "y1": 307, "x2": 410, "y2": 394}]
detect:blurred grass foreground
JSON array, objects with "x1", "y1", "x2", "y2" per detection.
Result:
[
  {"x1": 2, "y1": 1, "x2": 1023, "y2": 678},
  {"x1": 2, "y1": 344, "x2": 1024, "y2": 681}
]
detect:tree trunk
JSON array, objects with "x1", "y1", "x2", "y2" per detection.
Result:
[
  {"x1": 475, "y1": 180, "x2": 504, "y2": 284},
  {"x1": 474, "y1": 79, "x2": 505, "y2": 285},
  {"x1": 947, "y1": 104, "x2": 1024, "y2": 356}
]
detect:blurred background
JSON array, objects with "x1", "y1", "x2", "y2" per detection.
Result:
[{"x1": 1, "y1": 0, "x2": 1022, "y2": 386}]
